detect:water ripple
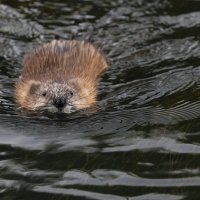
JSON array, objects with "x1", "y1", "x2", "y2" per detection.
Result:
[{"x1": 0, "y1": 0, "x2": 200, "y2": 199}]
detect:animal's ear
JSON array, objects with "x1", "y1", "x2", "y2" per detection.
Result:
[{"x1": 29, "y1": 82, "x2": 40, "y2": 95}]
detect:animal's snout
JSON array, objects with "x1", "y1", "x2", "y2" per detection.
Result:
[{"x1": 53, "y1": 97, "x2": 66, "y2": 109}]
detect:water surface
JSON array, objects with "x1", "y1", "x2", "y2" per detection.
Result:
[{"x1": 0, "y1": 0, "x2": 200, "y2": 199}]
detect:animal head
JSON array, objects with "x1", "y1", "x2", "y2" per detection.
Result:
[{"x1": 16, "y1": 79, "x2": 96, "y2": 113}]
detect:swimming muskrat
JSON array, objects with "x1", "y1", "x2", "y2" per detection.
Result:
[{"x1": 15, "y1": 40, "x2": 108, "y2": 113}]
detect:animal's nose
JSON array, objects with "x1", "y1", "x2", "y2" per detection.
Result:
[{"x1": 53, "y1": 97, "x2": 66, "y2": 109}]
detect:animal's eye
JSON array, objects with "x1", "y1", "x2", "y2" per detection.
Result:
[
  {"x1": 70, "y1": 91, "x2": 74, "y2": 96},
  {"x1": 42, "y1": 91, "x2": 47, "y2": 97}
]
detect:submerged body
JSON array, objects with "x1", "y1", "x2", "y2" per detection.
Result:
[{"x1": 16, "y1": 40, "x2": 108, "y2": 113}]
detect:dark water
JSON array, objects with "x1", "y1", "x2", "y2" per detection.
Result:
[{"x1": 1, "y1": 0, "x2": 200, "y2": 199}]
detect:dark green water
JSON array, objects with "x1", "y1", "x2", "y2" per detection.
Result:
[{"x1": 1, "y1": 0, "x2": 200, "y2": 199}]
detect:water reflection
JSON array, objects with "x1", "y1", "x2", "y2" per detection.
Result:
[{"x1": 1, "y1": 0, "x2": 200, "y2": 200}]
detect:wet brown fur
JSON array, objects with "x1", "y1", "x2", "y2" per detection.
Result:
[{"x1": 16, "y1": 40, "x2": 108, "y2": 110}]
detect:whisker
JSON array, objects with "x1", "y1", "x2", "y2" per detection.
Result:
[
  {"x1": 23, "y1": 88, "x2": 104, "y2": 113},
  {"x1": 70, "y1": 92, "x2": 96, "y2": 103}
]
